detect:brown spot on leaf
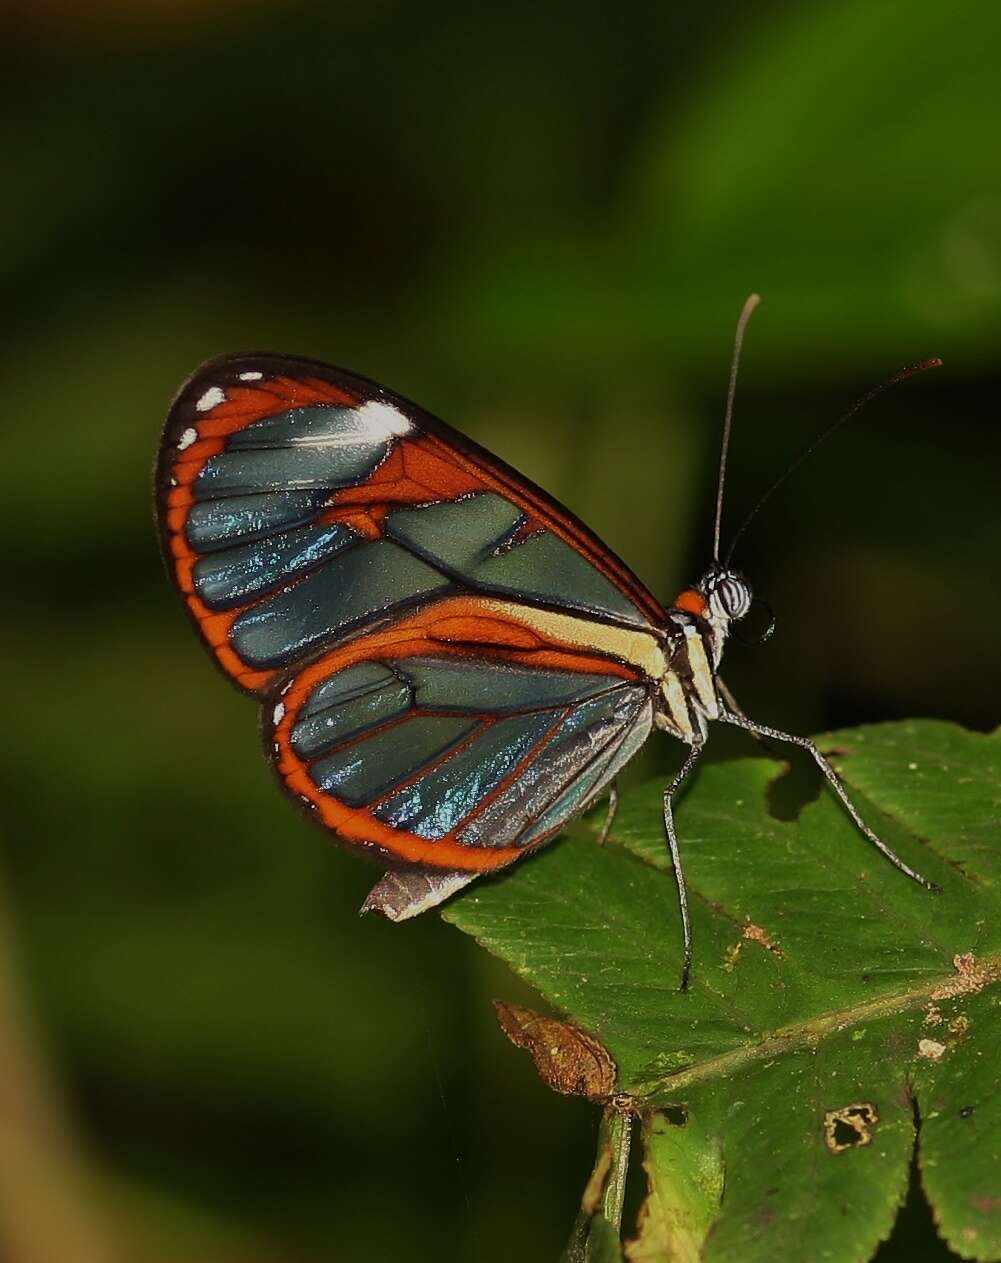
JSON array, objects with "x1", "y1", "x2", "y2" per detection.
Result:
[
  {"x1": 743, "y1": 921, "x2": 781, "y2": 954},
  {"x1": 723, "y1": 922, "x2": 781, "y2": 971},
  {"x1": 973, "y1": 1195, "x2": 1001, "y2": 1214},
  {"x1": 931, "y1": 952, "x2": 1000, "y2": 1001},
  {"x1": 918, "y1": 1038, "x2": 947, "y2": 1061},
  {"x1": 494, "y1": 1002, "x2": 616, "y2": 1099},
  {"x1": 948, "y1": 1014, "x2": 970, "y2": 1038},
  {"x1": 923, "y1": 1004, "x2": 943, "y2": 1027},
  {"x1": 823, "y1": 1103, "x2": 879, "y2": 1153}
]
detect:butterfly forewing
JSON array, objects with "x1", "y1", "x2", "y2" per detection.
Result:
[{"x1": 156, "y1": 352, "x2": 664, "y2": 693}]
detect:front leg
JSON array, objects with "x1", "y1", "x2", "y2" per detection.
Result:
[{"x1": 716, "y1": 709, "x2": 940, "y2": 891}]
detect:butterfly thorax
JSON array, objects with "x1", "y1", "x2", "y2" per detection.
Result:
[{"x1": 653, "y1": 567, "x2": 752, "y2": 745}]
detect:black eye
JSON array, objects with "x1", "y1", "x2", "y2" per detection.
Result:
[
  {"x1": 703, "y1": 569, "x2": 752, "y2": 620},
  {"x1": 713, "y1": 575, "x2": 751, "y2": 618},
  {"x1": 723, "y1": 582, "x2": 743, "y2": 613}
]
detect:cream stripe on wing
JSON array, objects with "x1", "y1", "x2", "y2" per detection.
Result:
[{"x1": 475, "y1": 598, "x2": 666, "y2": 680}]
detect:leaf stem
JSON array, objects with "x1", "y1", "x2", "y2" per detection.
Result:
[{"x1": 598, "y1": 1100, "x2": 633, "y2": 1232}]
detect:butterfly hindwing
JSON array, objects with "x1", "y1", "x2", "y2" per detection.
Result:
[{"x1": 265, "y1": 611, "x2": 654, "y2": 893}]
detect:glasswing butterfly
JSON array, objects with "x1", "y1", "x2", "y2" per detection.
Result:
[{"x1": 155, "y1": 297, "x2": 940, "y2": 988}]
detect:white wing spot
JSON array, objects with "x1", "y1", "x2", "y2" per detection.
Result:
[
  {"x1": 238, "y1": 370, "x2": 264, "y2": 381},
  {"x1": 355, "y1": 399, "x2": 413, "y2": 440},
  {"x1": 177, "y1": 427, "x2": 197, "y2": 451},
  {"x1": 196, "y1": 386, "x2": 226, "y2": 412},
  {"x1": 272, "y1": 701, "x2": 286, "y2": 725}
]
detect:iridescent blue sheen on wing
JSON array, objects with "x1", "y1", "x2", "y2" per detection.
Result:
[
  {"x1": 374, "y1": 712, "x2": 558, "y2": 839},
  {"x1": 457, "y1": 689, "x2": 651, "y2": 847},
  {"x1": 186, "y1": 490, "x2": 330, "y2": 552},
  {"x1": 228, "y1": 541, "x2": 452, "y2": 669},
  {"x1": 193, "y1": 521, "x2": 358, "y2": 608},
  {"x1": 287, "y1": 654, "x2": 652, "y2": 847}
]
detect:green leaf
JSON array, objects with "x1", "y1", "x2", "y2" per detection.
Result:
[
  {"x1": 625, "y1": 1109, "x2": 723, "y2": 1263},
  {"x1": 443, "y1": 721, "x2": 1001, "y2": 1261}
]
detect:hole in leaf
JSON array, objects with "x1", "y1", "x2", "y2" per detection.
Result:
[
  {"x1": 661, "y1": 1105, "x2": 688, "y2": 1127},
  {"x1": 831, "y1": 1117, "x2": 862, "y2": 1148},
  {"x1": 960, "y1": 1105, "x2": 975, "y2": 1118},
  {"x1": 823, "y1": 1102, "x2": 878, "y2": 1153}
]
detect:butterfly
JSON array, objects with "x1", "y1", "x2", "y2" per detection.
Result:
[{"x1": 155, "y1": 298, "x2": 938, "y2": 988}]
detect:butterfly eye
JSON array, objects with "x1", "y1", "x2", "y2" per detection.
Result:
[{"x1": 708, "y1": 572, "x2": 752, "y2": 621}]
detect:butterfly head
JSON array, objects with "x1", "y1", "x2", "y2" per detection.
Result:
[{"x1": 675, "y1": 566, "x2": 753, "y2": 626}]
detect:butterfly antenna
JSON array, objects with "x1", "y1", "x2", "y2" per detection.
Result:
[
  {"x1": 724, "y1": 356, "x2": 943, "y2": 566},
  {"x1": 712, "y1": 293, "x2": 761, "y2": 564}
]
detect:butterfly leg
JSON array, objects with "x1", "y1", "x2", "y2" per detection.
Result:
[
  {"x1": 663, "y1": 743, "x2": 705, "y2": 992},
  {"x1": 595, "y1": 781, "x2": 619, "y2": 846},
  {"x1": 716, "y1": 710, "x2": 940, "y2": 891}
]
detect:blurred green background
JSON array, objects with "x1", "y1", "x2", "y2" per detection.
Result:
[{"x1": 3, "y1": 2, "x2": 1000, "y2": 1260}]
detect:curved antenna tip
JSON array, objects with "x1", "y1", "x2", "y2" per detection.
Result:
[
  {"x1": 711, "y1": 295, "x2": 762, "y2": 562},
  {"x1": 885, "y1": 356, "x2": 944, "y2": 387}
]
